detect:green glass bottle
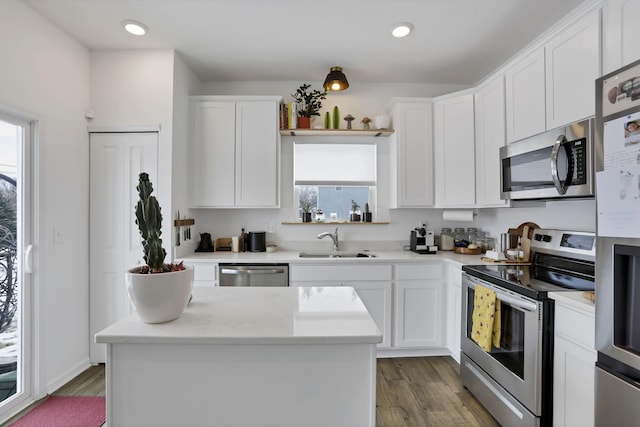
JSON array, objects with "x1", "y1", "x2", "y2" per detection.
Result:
[
  {"x1": 324, "y1": 111, "x2": 330, "y2": 129},
  {"x1": 332, "y1": 106, "x2": 340, "y2": 129}
]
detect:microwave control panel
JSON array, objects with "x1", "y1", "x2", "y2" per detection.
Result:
[{"x1": 569, "y1": 137, "x2": 587, "y2": 185}]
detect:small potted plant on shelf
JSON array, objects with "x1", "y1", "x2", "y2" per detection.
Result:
[
  {"x1": 291, "y1": 83, "x2": 327, "y2": 129},
  {"x1": 349, "y1": 199, "x2": 361, "y2": 222},
  {"x1": 125, "y1": 172, "x2": 194, "y2": 324},
  {"x1": 363, "y1": 203, "x2": 372, "y2": 222},
  {"x1": 300, "y1": 200, "x2": 313, "y2": 223}
]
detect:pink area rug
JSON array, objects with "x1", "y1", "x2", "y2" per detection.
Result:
[{"x1": 9, "y1": 396, "x2": 105, "y2": 427}]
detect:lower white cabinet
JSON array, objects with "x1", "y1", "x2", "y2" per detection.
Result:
[
  {"x1": 345, "y1": 281, "x2": 392, "y2": 348},
  {"x1": 191, "y1": 262, "x2": 217, "y2": 287},
  {"x1": 394, "y1": 264, "x2": 445, "y2": 349},
  {"x1": 551, "y1": 294, "x2": 596, "y2": 427},
  {"x1": 445, "y1": 263, "x2": 463, "y2": 363},
  {"x1": 290, "y1": 264, "x2": 393, "y2": 349}
]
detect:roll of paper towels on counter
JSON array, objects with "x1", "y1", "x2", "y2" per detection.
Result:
[{"x1": 442, "y1": 209, "x2": 475, "y2": 222}]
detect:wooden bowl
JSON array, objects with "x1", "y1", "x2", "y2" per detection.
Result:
[{"x1": 455, "y1": 247, "x2": 481, "y2": 255}]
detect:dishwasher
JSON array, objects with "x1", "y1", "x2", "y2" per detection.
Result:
[{"x1": 218, "y1": 263, "x2": 289, "y2": 287}]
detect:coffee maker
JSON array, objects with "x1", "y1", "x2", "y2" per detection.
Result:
[{"x1": 410, "y1": 224, "x2": 437, "y2": 254}]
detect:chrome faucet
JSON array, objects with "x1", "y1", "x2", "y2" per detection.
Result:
[{"x1": 317, "y1": 227, "x2": 339, "y2": 251}]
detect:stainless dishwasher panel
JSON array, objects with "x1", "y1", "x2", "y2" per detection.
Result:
[{"x1": 218, "y1": 263, "x2": 289, "y2": 287}]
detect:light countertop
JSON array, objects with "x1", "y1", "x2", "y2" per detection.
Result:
[
  {"x1": 549, "y1": 291, "x2": 595, "y2": 314},
  {"x1": 178, "y1": 249, "x2": 484, "y2": 266},
  {"x1": 95, "y1": 286, "x2": 383, "y2": 345}
]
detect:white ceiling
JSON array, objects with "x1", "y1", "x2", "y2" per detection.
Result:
[{"x1": 23, "y1": 0, "x2": 587, "y2": 85}]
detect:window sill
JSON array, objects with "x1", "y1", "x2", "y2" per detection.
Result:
[{"x1": 282, "y1": 221, "x2": 389, "y2": 225}]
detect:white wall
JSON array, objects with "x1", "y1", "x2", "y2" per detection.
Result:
[
  {"x1": 90, "y1": 49, "x2": 176, "y2": 246},
  {"x1": 172, "y1": 53, "x2": 203, "y2": 259},
  {"x1": 0, "y1": 0, "x2": 91, "y2": 397}
]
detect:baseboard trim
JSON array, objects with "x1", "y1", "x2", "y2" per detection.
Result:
[{"x1": 46, "y1": 357, "x2": 91, "y2": 394}]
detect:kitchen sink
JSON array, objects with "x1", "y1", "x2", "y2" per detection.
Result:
[{"x1": 299, "y1": 251, "x2": 377, "y2": 258}]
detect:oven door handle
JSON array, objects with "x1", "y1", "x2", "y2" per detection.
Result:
[{"x1": 467, "y1": 281, "x2": 537, "y2": 312}]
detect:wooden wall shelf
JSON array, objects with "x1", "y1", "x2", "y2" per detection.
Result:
[{"x1": 279, "y1": 129, "x2": 393, "y2": 137}]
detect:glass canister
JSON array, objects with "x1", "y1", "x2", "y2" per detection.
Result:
[
  {"x1": 467, "y1": 228, "x2": 478, "y2": 246},
  {"x1": 440, "y1": 228, "x2": 454, "y2": 251},
  {"x1": 474, "y1": 230, "x2": 487, "y2": 252},
  {"x1": 454, "y1": 227, "x2": 468, "y2": 247}
]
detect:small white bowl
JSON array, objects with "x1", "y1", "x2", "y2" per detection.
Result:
[{"x1": 266, "y1": 245, "x2": 277, "y2": 253}]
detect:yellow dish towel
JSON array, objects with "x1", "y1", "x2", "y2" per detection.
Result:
[{"x1": 472, "y1": 284, "x2": 501, "y2": 352}]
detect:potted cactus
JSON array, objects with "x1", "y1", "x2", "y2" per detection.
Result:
[
  {"x1": 125, "y1": 173, "x2": 193, "y2": 323},
  {"x1": 363, "y1": 203, "x2": 373, "y2": 223}
]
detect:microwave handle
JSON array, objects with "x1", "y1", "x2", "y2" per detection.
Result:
[{"x1": 551, "y1": 135, "x2": 569, "y2": 195}]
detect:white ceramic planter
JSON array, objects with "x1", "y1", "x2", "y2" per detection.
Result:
[{"x1": 125, "y1": 265, "x2": 194, "y2": 324}]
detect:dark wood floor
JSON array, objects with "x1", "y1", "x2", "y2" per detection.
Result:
[{"x1": 4, "y1": 357, "x2": 498, "y2": 426}]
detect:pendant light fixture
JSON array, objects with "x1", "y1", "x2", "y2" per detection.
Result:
[{"x1": 323, "y1": 66, "x2": 349, "y2": 91}]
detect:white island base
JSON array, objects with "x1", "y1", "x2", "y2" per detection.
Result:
[{"x1": 96, "y1": 287, "x2": 382, "y2": 427}]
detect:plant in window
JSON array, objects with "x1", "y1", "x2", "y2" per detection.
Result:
[
  {"x1": 363, "y1": 202, "x2": 372, "y2": 222},
  {"x1": 349, "y1": 199, "x2": 361, "y2": 222}
]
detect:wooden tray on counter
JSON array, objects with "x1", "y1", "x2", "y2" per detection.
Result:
[{"x1": 455, "y1": 247, "x2": 481, "y2": 255}]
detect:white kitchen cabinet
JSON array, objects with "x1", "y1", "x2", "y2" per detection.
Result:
[
  {"x1": 290, "y1": 264, "x2": 393, "y2": 349},
  {"x1": 190, "y1": 96, "x2": 282, "y2": 208},
  {"x1": 474, "y1": 75, "x2": 509, "y2": 208},
  {"x1": 387, "y1": 98, "x2": 434, "y2": 208},
  {"x1": 505, "y1": 47, "x2": 546, "y2": 143},
  {"x1": 551, "y1": 293, "x2": 596, "y2": 427},
  {"x1": 603, "y1": 0, "x2": 640, "y2": 74},
  {"x1": 445, "y1": 263, "x2": 463, "y2": 363},
  {"x1": 394, "y1": 264, "x2": 444, "y2": 348},
  {"x1": 191, "y1": 262, "x2": 217, "y2": 287},
  {"x1": 434, "y1": 92, "x2": 476, "y2": 207},
  {"x1": 345, "y1": 281, "x2": 392, "y2": 348},
  {"x1": 545, "y1": 8, "x2": 600, "y2": 129}
]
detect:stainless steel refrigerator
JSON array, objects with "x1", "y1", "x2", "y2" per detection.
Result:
[{"x1": 595, "y1": 58, "x2": 640, "y2": 425}]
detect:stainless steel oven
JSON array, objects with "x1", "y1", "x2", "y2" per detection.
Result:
[
  {"x1": 461, "y1": 229, "x2": 596, "y2": 427},
  {"x1": 461, "y1": 274, "x2": 548, "y2": 426}
]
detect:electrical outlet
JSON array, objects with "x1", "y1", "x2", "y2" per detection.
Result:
[{"x1": 53, "y1": 227, "x2": 64, "y2": 244}]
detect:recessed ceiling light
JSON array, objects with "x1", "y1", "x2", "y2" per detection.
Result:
[
  {"x1": 390, "y1": 22, "x2": 413, "y2": 38},
  {"x1": 121, "y1": 20, "x2": 148, "y2": 36}
]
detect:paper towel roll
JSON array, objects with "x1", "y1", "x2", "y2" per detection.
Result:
[{"x1": 442, "y1": 209, "x2": 475, "y2": 222}]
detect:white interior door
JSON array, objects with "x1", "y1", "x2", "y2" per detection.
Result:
[{"x1": 89, "y1": 132, "x2": 158, "y2": 363}]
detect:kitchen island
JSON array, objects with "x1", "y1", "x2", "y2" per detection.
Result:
[{"x1": 95, "y1": 286, "x2": 382, "y2": 427}]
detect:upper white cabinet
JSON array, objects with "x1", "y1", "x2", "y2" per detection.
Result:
[
  {"x1": 190, "y1": 96, "x2": 282, "y2": 208},
  {"x1": 505, "y1": 8, "x2": 601, "y2": 142},
  {"x1": 505, "y1": 48, "x2": 547, "y2": 143},
  {"x1": 603, "y1": 0, "x2": 640, "y2": 74},
  {"x1": 387, "y1": 98, "x2": 434, "y2": 208},
  {"x1": 545, "y1": 9, "x2": 601, "y2": 129},
  {"x1": 434, "y1": 92, "x2": 476, "y2": 207},
  {"x1": 474, "y1": 75, "x2": 509, "y2": 207}
]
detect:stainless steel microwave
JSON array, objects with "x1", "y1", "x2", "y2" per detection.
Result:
[{"x1": 500, "y1": 118, "x2": 595, "y2": 200}]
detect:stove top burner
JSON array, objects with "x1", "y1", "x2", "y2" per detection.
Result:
[{"x1": 462, "y1": 261, "x2": 594, "y2": 300}]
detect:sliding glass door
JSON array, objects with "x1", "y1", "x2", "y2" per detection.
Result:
[{"x1": 0, "y1": 113, "x2": 33, "y2": 416}]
